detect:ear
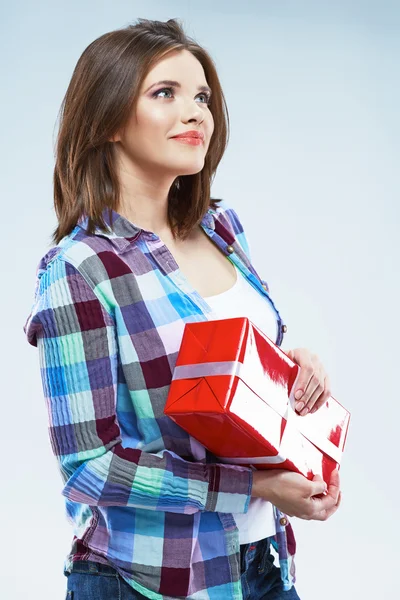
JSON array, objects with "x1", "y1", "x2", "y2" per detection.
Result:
[{"x1": 108, "y1": 132, "x2": 121, "y2": 143}]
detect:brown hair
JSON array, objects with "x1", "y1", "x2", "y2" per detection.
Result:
[{"x1": 52, "y1": 18, "x2": 229, "y2": 245}]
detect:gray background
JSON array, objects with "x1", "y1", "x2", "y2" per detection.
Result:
[{"x1": 3, "y1": 1, "x2": 399, "y2": 598}]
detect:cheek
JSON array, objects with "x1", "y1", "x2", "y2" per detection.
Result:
[
  {"x1": 206, "y1": 112, "x2": 215, "y2": 136},
  {"x1": 136, "y1": 104, "x2": 174, "y2": 132}
]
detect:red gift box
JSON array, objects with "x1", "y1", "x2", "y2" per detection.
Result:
[{"x1": 164, "y1": 317, "x2": 350, "y2": 484}]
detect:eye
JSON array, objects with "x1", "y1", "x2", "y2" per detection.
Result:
[
  {"x1": 153, "y1": 87, "x2": 174, "y2": 99},
  {"x1": 152, "y1": 87, "x2": 211, "y2": 104},
  {"x1": 197, "y1": 92, "x2": 212, "y2": 105}
]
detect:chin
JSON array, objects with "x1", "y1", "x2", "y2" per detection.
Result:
[{"x1": 176, "y1": 161, "x2": 206, "y2": 176}]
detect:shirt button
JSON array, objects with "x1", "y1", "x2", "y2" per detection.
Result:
[
  {"x1": 279, "y1": 517, "x2": 288, "y2": 526},
  {"x1": 226, "y1": 245, "x2": 234, "y2": 254},
  {"x1": 281, "y1": 325, "x2": 287, "y2": 333}
]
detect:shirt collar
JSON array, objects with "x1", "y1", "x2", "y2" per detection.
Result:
[{"x1": 77, "y1": 207, "x2": 216, "y2": 253}]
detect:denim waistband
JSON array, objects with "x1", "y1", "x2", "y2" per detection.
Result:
[
  {"x1": 240, "y1": 536, "x2": 271, "y2": 555},
  {"x1": 66, "y1": 560, "x2": 119, "y2": 578}
]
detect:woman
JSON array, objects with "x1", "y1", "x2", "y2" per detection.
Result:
[{"x1": 24, "y1": 18, "x2": 341, "y2": 600}]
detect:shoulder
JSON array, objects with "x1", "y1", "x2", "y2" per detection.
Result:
[
  {"x1": 24, "y1": 228, "x2": 119, "y2": 344},
  {"x1": 211, "y1": 199, "x2": 244, "y2": 229},
  {"x1": 210, "y1": 199, "x2": 252, "y2": 260},
  {"x1": 33, "y1": 225, "x2": 122, "y2": 295}
]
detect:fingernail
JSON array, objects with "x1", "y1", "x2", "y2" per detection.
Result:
[
  {"x1": 295, "y1": 402, "x2": 305, "y2": 412},
  {"x1": 301, "y1": 406, "x2": 309, "y2": 416},
  {"x1": 295, "y1": 390, "x2": 303, "y2": 400},
  {"x1": 311, "y1": 407, "x2": 317, "y2": 414}
]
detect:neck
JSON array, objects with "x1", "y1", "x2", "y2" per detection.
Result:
[{"x1": 114, "y1": 148, "x2": 177, "y2": 234}]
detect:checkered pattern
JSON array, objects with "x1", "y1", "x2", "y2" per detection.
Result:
[{"x1": 24, "y1": 200, "x2": 296, "y2": 598}]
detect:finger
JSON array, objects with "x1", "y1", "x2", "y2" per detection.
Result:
[
  {"x1": 326, "y1": 468, "x2": 340, "y2": 503},
  {"x1": 310, "y1": 399, "x2": 325, "y2": 415},
  {"x1": 329, "y1": 467, "x2": 340, "y2": 490},
  {"x1": 310, "y1": 396, "x2": 328, "y2": 414},
  {"x1": 310, "y1": 376, "x2": 331, "y2": 414},
  {"x1": 309, "y1": 474, "x2": 328, "y2": 497},
  {"x1": 313, "y1": 490, "x2": 342, "y2": 521},
  {"x1": 300, "y1": 377, "x2": 323, "y2": 415},
  {"x1": 309, "y1": 488, "x2": 338, "y2": 518},
  {"x1": 312, "y1": 501, "x2": 339, "y2": 521},
  {"x1": 308, "y1": 469, "x2": 340, "y2": 508},
  {"x1": 294, "y1": 368, "x2": 314, "y2": 409},
  {"x1": 303, "y1": 370, "x2": 326, "y2": 412}
]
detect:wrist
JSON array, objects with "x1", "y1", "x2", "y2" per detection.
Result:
[{"x1": 251, "y1": 470, "x2": 277, "y2": 501}]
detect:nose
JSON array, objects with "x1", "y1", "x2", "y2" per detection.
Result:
[
  {"x1": 186, "y1": 112, "x2": 204, "y2": 125},
  {"x1": 182, "y1": 99, "x2": 204, "y2": 124}
]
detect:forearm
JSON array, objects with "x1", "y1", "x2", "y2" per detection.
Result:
[
  {"x1": 251, "y1": 470, "x2": 277, "y2": 500},
  {"x1": 60, "y1": 444, "x2": 253, "y2": 514}
]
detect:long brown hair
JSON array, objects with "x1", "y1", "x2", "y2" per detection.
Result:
[{"x1": 52, "y1": 18, "x2": 230, "y2": 245}]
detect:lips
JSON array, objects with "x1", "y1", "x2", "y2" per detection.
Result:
[{"x1": 171, "y1": 130, "x2": 204, "y2": 141}]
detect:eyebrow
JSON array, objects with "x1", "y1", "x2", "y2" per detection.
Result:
[{"x1": 144, "y1": 80, "x2": 212, "y2": 95}]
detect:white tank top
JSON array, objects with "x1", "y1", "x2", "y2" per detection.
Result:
[{"x1": 203, "y1": 262, "x2": 278, "y2": 544}]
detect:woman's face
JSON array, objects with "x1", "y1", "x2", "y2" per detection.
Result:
[{"x1": 113, "y1": 49, "x2": 215, "y2": 180}]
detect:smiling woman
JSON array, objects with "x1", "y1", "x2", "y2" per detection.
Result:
[
  {"x1": 23, "y1": 16, "x2": 340, "y2": 600},
  {"x1": 52, "y1": 19, "x2": 228, "y2": 246},
  {"x1": 107, "y1": 48, "x2": 216, "y2": 233}
]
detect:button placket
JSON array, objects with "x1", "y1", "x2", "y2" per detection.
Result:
[{"x1": 223, "y1": 246, "x2": 287, "y2": 345}]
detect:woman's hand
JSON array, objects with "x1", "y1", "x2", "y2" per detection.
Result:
[
  {"x1": 251, "y1": 468, "x2": 342, "y2": 521},
  {"x1": 285, "y1": 348, "x2": 331, "y2": 416}
]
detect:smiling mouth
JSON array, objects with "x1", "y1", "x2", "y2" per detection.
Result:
[{"x1": 171, "y1": 137, "x2": 204, "y2": 145}]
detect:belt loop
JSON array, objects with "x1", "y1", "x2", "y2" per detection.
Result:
[{"x1": 88, "y1": 561, "x2": 99, "y2": 574}]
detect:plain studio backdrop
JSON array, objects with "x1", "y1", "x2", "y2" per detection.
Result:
[{"x1": 2, "y1": 1, "x2": 399, "y2": 599}]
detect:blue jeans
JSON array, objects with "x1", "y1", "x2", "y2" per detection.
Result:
[
  {"x1": 239, "y1": 537, "x2": 300, "y2": 599},
  {"x1": 64, "y1": 537, "x2": 300, "y2": 599}
]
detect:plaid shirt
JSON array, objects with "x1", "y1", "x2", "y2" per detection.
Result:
[{"x1": 24, "y1": 200, "x2": 296, "y2": 599}]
